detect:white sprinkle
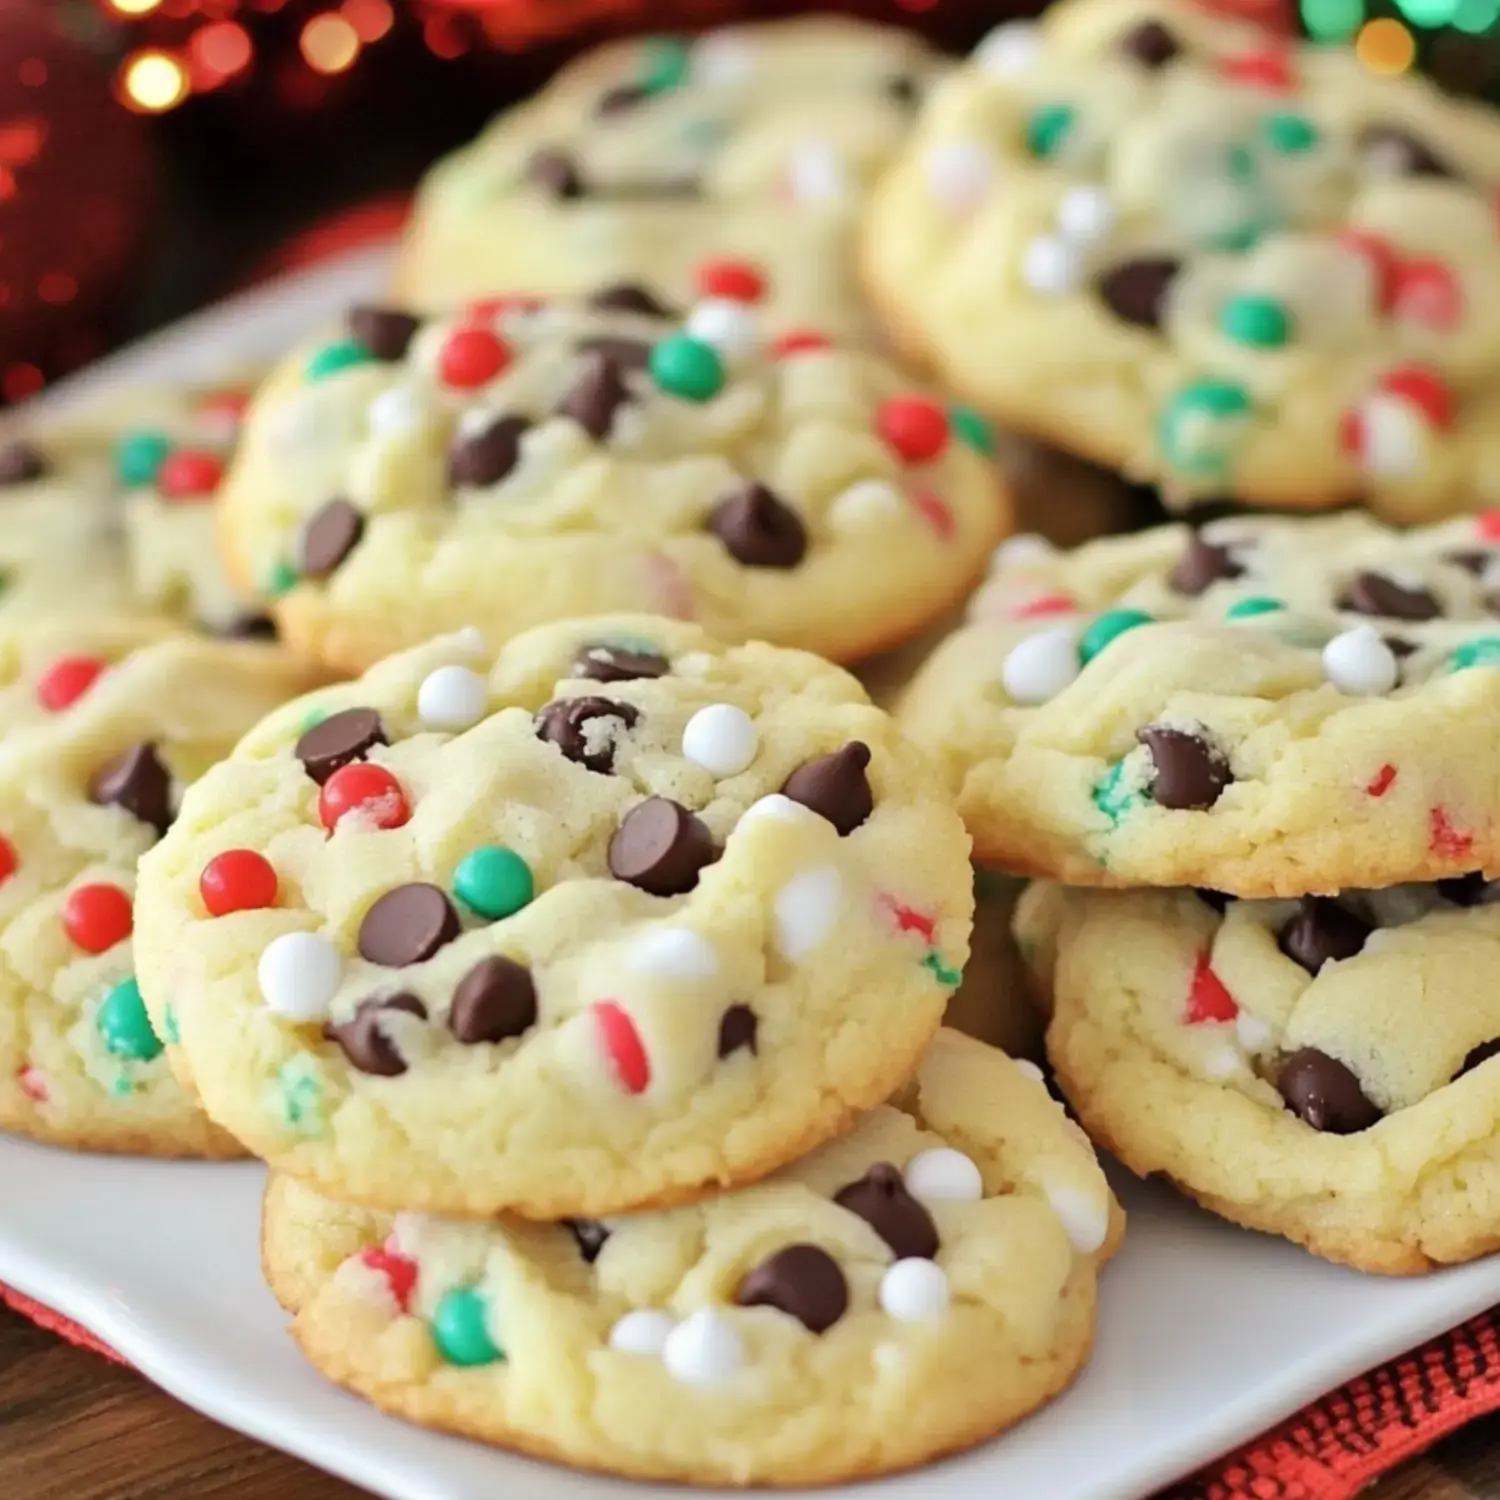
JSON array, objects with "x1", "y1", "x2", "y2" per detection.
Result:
[
  {"x1": 773, "y1": 866, "x2": 844, "y2": 962},
  {"x1": 416, "y1": 665, "x2": 488, "y2": 730},
  {"x1": 989, "y1": 533, "x2": 1055, "y2": 572},
  {"x1": 684, "y1": 299, "x2": 760, "y2": 363},
  {"x1": 925, "y1": 139, "x2": 993, "y2": 210},
  {"x1": 1001, "y1": 625, "x2": 1080, "y2": 705},
  {"x1": 452, "y1": 627, "x2": 487, "y2": 655},
  {"x1": 879, "y1": 1259, "x2": 951, "y2": 1322},
  {"x1": 904, "y1": 1147, "x2": 983, "y2": 1202},
  {"x1": 1322, "y1": 624, "x2": 1399, "y2": 696},
  {"x1": 1355, "y1": 392, "x2": 1427, "y2": 478},
  {"x1": 691, "y1": 32, "x2": 753, "y2": 86},
  {"x1": 1044, "y1": 1183, "x2": 1109, "y2": 1254},
  {"x1": 258, "y1": 932, "x2": 342, "y2": 1022},
  {"x1": 457, "y1": 405, "x2": 499, "y2": 439},
  {"x1": 736, "y1": 793, "x2": 814, "y2": 831},
  {"x1": 629, "y1": 928, "x2": 719, "y2": 981},
  {"x1": 1013, "y1": 1058, "x2": 1047, "y2": 1084},
  {"x1": 1021, "y1": 234, "x2": 1085, "y2": 295},
  {"x1": 828, "y1": 479, "x2": 906, "y2": 533},
  {"x1": 974, "y1": 20, "x2": 1042, "y2": 74},
  {"x1": 1056, "y1": 184, "x2": 1114, "y2": 244},
  {"x1": 1235, "y1": 1011, "x2": 1273, "y2": 1052},
  {"x1": 608, "y1": 1308, "x2": 677, "y2": 1357},
  {"x1": 366, "y1": 385, "x2": 429, "y2": 438},
  {"x1": 786, "y1": 139, "x2": 849, "y2": 203},
  {"x1": 682, "y1": 703, "x2": 759, "y2": 777},
  {"x1": 661, "y1": 1309, "x2": 744, "y2": 1385}
]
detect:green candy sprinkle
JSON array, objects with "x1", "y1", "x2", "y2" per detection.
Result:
[
  {"x1": 305, "y1": 340, "x2": 374, "y2": 382},
  {"x1": 1208, "y1": 220, "x2": 1265, "y2": 253},
  {"x1": 921, "y1": 951, "x2": 963, "y2": 988},
  {"x1": 648, "y1": 335, "x2": 724, "y2": 402},
  {"x1": 432, "y1": 1287, "x2": 504, "y2": 1367},
  {"x1": 1262, "y1": 111, "x2": 1320, "y2": 154},
  {"x1": 1093, "y1": 760, "x2": 1143, "y2": 826},
  {"x1": 161, "y1": 1005, "x2": 181, "y2": 1045},
  {"x1": 1225, "y1": 143, "x2": 1259, "y2": 183},
  {"x1": 1226, "y1": 596, "x2": 1286, "y2": 619},
  {"x1": 1025, "y1": 103, "x2": 1075, "y2": 160},
  {"x1": 1079, "y1": 608, "x2": 1153, "y2": 665},
  {"x1": 97, "y1": 978, "x2": 163, "y2": 1062},
  {"x1": 1219, "y1": 294, "x2": 1292, "y2": 349},
  {"x1": 300, "y1": 706, "x2": 328, "y2": 733},
  {"x1": 950, "y1": 404, "x2": 995, "y2": 456},
  {"x1": 639, "y1": 36, "x2": 690, "y2": 93},
  {"x1": 115, "y1": 431, "x2": 173, "y2": 488},
  {"x1": 454, "y1": 846, "x2": 534, "y2": 921},
  {"x1": 279, "y1": 1057, "x2": 325, "y2": 1135},
  {"x1": 1450, "y1": 638, "x2": 1500, "y2": 671},
  {"x1": 1158, "y1": 381, "x2": 1252, "y2": 476},
  {"x1": 265, "y1": 561, "x2": 298, "y2": 597}
]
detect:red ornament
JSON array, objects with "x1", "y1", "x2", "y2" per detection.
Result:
[
  {"x1": 877, "y1": 398, "x2": 950, "y2": 464},
  {"x1": 63, "y1": 882, "x2": 133, "y2": 954},
  {"x1": 158, "y1": 448, "x2": 225, "y2": 501},
  {"x1": 1185, "y1": 954, "x2": 1238, "y2": 1024},
  {"x1": 437, "y1": 327, "x2": 510, "y2": 389},
  {"x1": 319, "y1": 763, "x2": 410, "y2": 831},
  {"x1": 695, "y1": 259, "x2": 766, "y2": 304},
  {"x1": 199, "y1": 849, "x2": 278, "y2": 917},
  {"x1": 771, "y1": 329, "x2": 831, "y2": 359},
  {"x1": 593, "y1": 1000, "x2": 649, "y2": 1094},
  {"x1": 37, "y1": 655, "x2": 105, "y2": 712}
]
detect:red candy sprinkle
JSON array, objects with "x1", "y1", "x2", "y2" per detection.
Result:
[
  {"x1": 881, "y1": 894, "x2": 937, "y2": 943},
  {"x1": 1366, "y1": 763, "x2": 1398, "y2": 798},
  {"x1": 1013, "y1": 592, "x2": 1078, "y2": 620},
  {"x1": 16, "y1": 1066, "x2": 47, "y2": 1103},
  {"x1": 437, "y1": 327, "x2": 511, "y2": 389},
  {"x1": 63, "y1": 882, "x2": 133, "y2": 954},
  {"x1": 594, "y1": 1001, "x2": 650, "y2": 1094},
  {"x1": 1185, "y1": 954, "x2": 1238, "y2": 1025},
  {"x1": 200, "y1": 389, "x2": 250, "y2": 423},
  {"x1": 695, "y1": 259, "x2": 766, "y2": 303},
  {"x1": 1219, "y1": 49, "x2": 1295, "y2": 91},
  {"x1": 158, "y1": 448, "x2": 226, "y2": 501},
  {"x1": 1475, "y1": 512, "x2": 1500, "y2": 541},
  {"x1": 1391, "y1": 259, "x2": 1462, "y2": 333},
  {"x1": 463, "y1": 295, "x2": 542, "y2": 322},
  {"x1": 0, "y1": 836, "x2": 16, "y2": 887},
  {"x1": 359, "y1": 1243, "x2": 419, "y2": 1313},
  {"x1": 319, "y1": 763, "x2": 410, "y2": 832},
  {"x1": 1383, "y1": 365, "x2": 1455, "y2": 429},
  {"x1": 771, "y1": 329, "x2": 831, "y2": 359},
  {"x1": 199, "y1": 849, "x2": 278, "y2": 917},
  {"x1": 909, "y1": 488, "x2": 955, "y2": 540},
  {"x1": 1430, "y1": 806, "x2": 1474, "y2": 861},
  {"x1": 1335, "y1": 230, "x2": 1399, "y2": 312},
  {"x1": 877, "y1": 397, "x2": 950, "y2": 464},
  {"x1": 37, "y1": 655, "x2": 105, "y2": 712}
]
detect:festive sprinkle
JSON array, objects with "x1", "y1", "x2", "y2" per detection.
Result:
[
  {"x1": 279, "y1": 1057, "x2": 325, "y2": 1133},
  {"x1": 909, "y1": 489, "x2": 955, "y2": 540},
  {"x1": 638, "y1": 35, "x2": 690, "y2": 93},
  {"x1": 1225, "y1": 597, "x2": 1285, "y2": 619},
  {"x1": 265, "y1": 561, "x2": 298, "y2": 597},
  {"x1": 305, "y1": 340, "x2": 374, "y2": 382},
  {"x1": 16, "y1": 1066, "x2": 46, "y2": 1103},
  {"x1": 1219, "y1": 294, "x2": 1291, "y2": 349},
  {"x1": 1093, "y1": 761, "x2": 1141, "y2": 825},
  {"x1": 63, "y1": 883, "x2": 133, "y2": 954},
  {"x1": 453, "y1": 846, "x2": 534, "y2": 920},
  {"x1": 1451, "y1": 637, "x2": 1500, "y2": 671},
  {"x1": 1391, "y1": 259, "x2": 1462, "y2": 333},
  {"x1": 259, "y1": 932, "x2": 342, "y2": 1021},
  {"x1": 876, "y1": 398, "x2": 949, "y2": 464},
  {"x1": 1474, "y1": 512, "x2": 1500, "y2": 542},
  {"x1": 648, "y1": 335, "x2": 724, "y2": 402},
  {"x1": 359, "y1": 1244, "x2": 419, "y2": 1314},
  {"x1": 200, "y1": 850, "x2": 278, "y2": 917},
  {"x1": 1013, "y1": 593, "x2": 1077, "y2": 620},
  {"x1": 1078, "y1": 608, "x2": 1152, "y2": 665},
  {"x1": 437, "y1": 327, "x2": 511, "y2": 390},
  {"x1": 881, "y1": 895, "x2": 936, "y2": 944},
  {"x1": 432, "y1": 1287, "x2": 505, "y2": 1367},
  {"x1": 1158, "y1": 381, "x2": 1252, "y2": 476},
  {"x1": 37, "y1": 655, "x2": 105, "y2": 712},
  {"x1": 594, "y1": 1001, "x2": 650, "y2": 1094},
  {"x1": 319, "y1": 763, "x2": 410, "y2": 831},
  {"x1": 157, "y1": 449, "x2": 225, "y2": 500},
  {"x1": 1026, "y1": 103, "x2": 1075, "y2": 159},
  {"x1": 1002, "y1": 626, "x2": 1080, "y2": 704},
  {"x1": 1430, "y1": 807, "x2": 1474, "y2": 860},
  {"x1": 115, "y1": 431, "x2": 173, "y2": 487},
  {"x1": 1219, "y1": 49, "x2": 1294, "y2": 91},
  {"x1": 694, "y1": 259, "x2": 765, "y2": 303},
  {"x1": 770, "y1": 329, "x2": 831, "y2": 359},
  {"x1": 1366, "y1": 764, "x2": 1398, "y2": 798},
  {"x1": 949, "y1": 405, "x2": 994, "y2": 456},
  {"x1": 1262, "y1": 111, "x2": 1319, "y2": 154},
  {"x1": 1185, "y1": 955, "x2": 1237, "y2": 1024},
  {"x1": 0, "y1": 836, "x2": 16, "y2": 887},
  {"x1": 96, "y1": 977, "x2": 163, "y2": 1062},
  {"x1": 921, "y1": 951, "x2": 963, "y2": 987}
]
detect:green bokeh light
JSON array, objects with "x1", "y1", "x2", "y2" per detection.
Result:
[
  {"x1": 1453, "y1": 0, "x2": 1500, "y2": 32},
  {"x1": 1394, "y1": 0, "x2": 1458, "y2": 24},
  {"x1": 1301, "y1": 0, "x2": 1365, "y2": 39}
]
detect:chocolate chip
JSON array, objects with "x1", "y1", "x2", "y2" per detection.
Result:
[
  {"x1": 572, "y1": 642, "x2": 669, "y2": 683},
  {"x1": 347, "y1": 305, "x2": 419, "y2": 362},
  {"x1": 1138, "y1": 726, "x2": 1231, "y2": 810},
  {"x1": 1194, "y1": 888, "x2": 1232, "y2": 913},
  {"x1": 529, "y1": 147, "x2": 586, "y2": 197},
  {"x1": 1169, "y1": 533, "x2": 1243, "y2": 596},
  {"x1": 1444, "y1": 549, "x2": 1490, "y2": 576},
  {"x1": 89, "y1": 742, "x2": 173, "y2": 836},
  {"x1": 218, "y1": 612, "x2": 278, "y2": 641},
  {"x1": 1360, "y1": 125, "x2": 1456, "y2": 180},
  {"x1": 1096, "y1": 257, "x2": 1181, "y2": 330},
  {"x1": 1384, "y1": 635, "x2": 1417, "y2": 661},
  {"x1": 324, "y1": 993, "x2": 428, "y2": 1077},
  {"x1": 295, "y1": 707, "x2": 387, "y2": 785},
  {"x1": 596, "y1": 82, "x2": 651, "y2": 115},
  {"x1": 1277, "y1": 897, "x2": 1372, "y2": 976},
  {"x1": 1120, "y1": 18, "x2": 1181, "y2": 67},
  {"x1": 576, "y1": 335, "x2": 653, "y2": 373},
  {"x1": 534, "y1": 696, "x2": 639, "y2": 774},
  {"x1": 299, "y1": 499, "x2": 364, "y2": 578},
  {"x1": 449, "y1": 414, "x2": 528, "y2": 488},
  {"x1": 736, "y1": 1244, "x2": 848, "y2": 1334},
  {"x1": 708, "y1": 483, "x2": 808, "y2": 569},
  {"x1": 0, "y1": 440, "x2": 45, "y2": 486},
  {"x1": 1438, "y1": 872, "x2": 1500, "y2": 907},
  {"x1": 1277, "y1": 1048, "x2": 1381, "y2": 1134},
  {"x1": 1455, "y1": 1039, "x2": 1500, "y2": 1080},
  {"x1": 781, "y1": 743, "x2": 873, "y2": 836},
  {"x1": 833, "y1": 1162, "x2": 939, "y2": 1260},
  {"x1": 609, "y1": 797, "x2": 716, "y2": 896},
  {"x1": 588, "y1": 283, "x2": 676, "y2": 319},
  {"x1": 1341, "y1": 571, "x2": 1441, "y2": 621},
  {"x1": 564, "y1": 1218, "x2": 611, "y2": 1263},
  {"x1": 357, "y1": 884, "x2": 461, "y2": 968},
  {"x1": 449, "y1": 955, "x2": 537, "y2": 1044},
  {"x1": 556, "y1": 351, "x2": 631, "y2": 440},
  {"x1": 717, "y1": 1003, "x2": 757, "y2": 1057},
  {"x1": 886, "y1": 72, "x2": 921, "y2": 106}
]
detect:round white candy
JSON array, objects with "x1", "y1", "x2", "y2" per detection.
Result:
[
  {"x1": 366, "y1": 385, "x2": 429, "y2": 438},
  {"x1": 1322, "y1": 624, "x2": 1398, "y2": 696},
  {"x1": 609, "y1": 1308, "x2": 677, "y2": 1357},
  {"x1": 774, "y1": 865, "x2": 843, "y2": 962},
  {"x1": 904, "y1": 1147, "x2": 983, "y2": 1202},
  {"x1": 258, "y1": 932, "x2": 343, "y2": 1022},
  {"x1": 662, "y1": 1308, "x2": 744, "y2": 1385},
  {"x1": 828, "y1": 479, "x2": 906, "y2": 533},
  {"x1": 685, "y1": 299, "x2": 760, "y2": 362},
  {"x1": 735, "y1": 793, "x2": 814, "y2": 833},
  {"x1": 989, "y1": 533, "x2": 1054, "y2": 572},
  {"x1": 1044, "y1": 1183, "x2": 1109, "y2": 1254},
  {"x1": 1001, "y1": 625, "x2": 1080, "y2": 705},
  {"x1": 1357, "y1": 392, "x2": 1426, "y2": 478},
  {"x1": 879, "y1": 1258, "x2": 952, "y2": 1322},
  {"x1": 1056, "y1": 185, "x2": 1114, "y2": 244},
  {"x1": 682, "y1": 703, "x2": 759, "y2": 777},
  {"x1": 629, "y1": 927, "x2": 719, "y2": 980},
  {"x1": 926, "y1": 139, "x2": 993, "y2": 209},
  {"x1": 974, "y1": 20, "x2": 1041, "y2": 74},
  {"x1": 1013, "y1": 1058, "x2": 1047, "y2": 1084},
  {"x1": 417, "y1": 665, "x2": 489, "y2": 730},
  {"x1": 786, "y1": 139, "x2": 848, "y2": 203},
  {"x1": 1021, "y1": 235, "x2": 1084, "y2": 295}
]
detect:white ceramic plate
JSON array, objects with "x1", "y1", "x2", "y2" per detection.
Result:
[{"x1": 7, "y1": 253, "x2": 1500, "y2": 1500}]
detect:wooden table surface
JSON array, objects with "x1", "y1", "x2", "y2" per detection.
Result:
[{"x1": 0, "y1": 1304, "x2": 1495, "y2": 1500}]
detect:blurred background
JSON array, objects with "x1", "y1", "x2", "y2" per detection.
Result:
[{"x1": 1, "y1": 0, "x2": 1494, "y2": 406}]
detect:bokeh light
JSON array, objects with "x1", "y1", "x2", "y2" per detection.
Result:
[
  {"x1": 192, "y1": 22, "x2": 253, "y2": 80},
  {"x1": 1394, "y1": 0, "x2": 1457, "y2": 22},
  {"x1": 1453, "y1": 0, "x2": 1500, "y2": 31},
  {"x1": 109, "y1": 0, "x2": 163, "y2": 15},
  {"x1": 300, "y1": 14, "x2": 361, "y2": 74},
  {"x1": 1301, "y1": 0, "x2": 1365, "y2": 40},
  {"x1": 1356, "y1": 17, "x2": 1417, "y2": 73},
  {"x1": 120, "y1": 50, "x2": 190, "y2": 112},
  {"x1": 344, "y1": 0, "x2": 394, "y2": 42}
]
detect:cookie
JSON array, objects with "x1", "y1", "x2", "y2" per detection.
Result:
[
  {"x1": 133, "y1": 617, "x2": 974, "y2": 1216},
  {"x1": 214, "y1": 297, "x2": 1007, "y2": 674},
  {"x1": 1024, "y1": 879, "x2": 1500, "y2": 1272},
  {"x1": 0, "y1": 618, "x2": 317, "y2": 1155},
  {"x1": 863, "y1": 0, "x2": 1500, "y2": 520},
  {"x1": 393, "y1": 18, "x2": 942, "y2": 341},
  {"x1": 899, "y1": 515, "x2": 1500, "y2": 895},
  {"x1": 261, "y1": 1028, "x2": 1120, "y2": 1485}
]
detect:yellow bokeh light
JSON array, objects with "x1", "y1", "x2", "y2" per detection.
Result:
[
  {"x1": 110, "y1": 0, "x2": 163, "y2": 15},
  {"x1": 301, "y1": 14, "x2": 361, "y2": 74},
  {"x1": 1356, "y1": 18, "x2": 1416, "y2": 75},
  {"x1": 122, "y1": 51, "x2": 189, "y2": 113}
]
